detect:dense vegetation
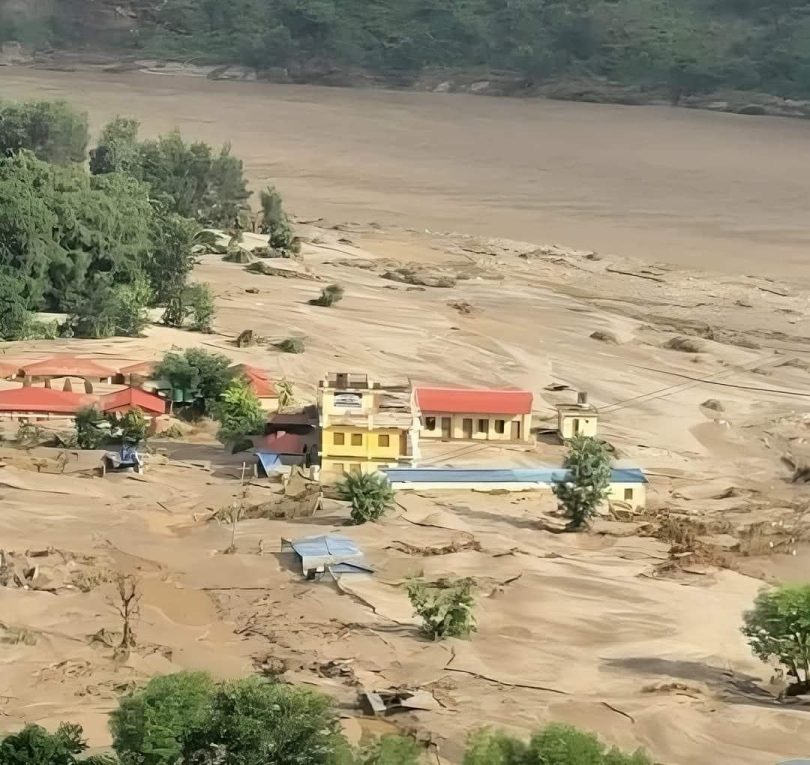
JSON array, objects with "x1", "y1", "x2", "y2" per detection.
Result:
[
  {"x1": 0, "y1": 99, "x2": 265, "y2": 341},
  {"x1": 6, "y1": 0, "x2": 810, "y2": 100},
  {"x1": 0, "y1": 671, "x2": 652, "y2": 764}
]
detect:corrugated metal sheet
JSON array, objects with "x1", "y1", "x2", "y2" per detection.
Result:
[
  {"x1": 281, "y1": 534, "x2": 373, "y2": 574},
  {"x1": 383, "y1": 467, "x2": 647, "y2": 484}
]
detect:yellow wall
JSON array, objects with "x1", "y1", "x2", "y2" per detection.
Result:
[
  {"x1": 558, "y1": 412, "x2": 598, "y2": 439},
  {"x1": 607, "y1": 481, "x2": 645, "y2": 510},
  {"x1": 322, "y1": 426, "x2": 403, "y2": 461},
  {"x1": 321, "y1": 457, "x2": 394, "y2": 478},
  {"x1": 420, "y1": 412, "x2": 531, "y2": 442}
]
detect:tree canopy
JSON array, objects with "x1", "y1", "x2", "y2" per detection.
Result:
[
  {"x1": 12, "y1": 0, "x2": 810, "y2": 101},
  {"x1": 553, "y1": 435, "x2": 612, "y2": 530}
]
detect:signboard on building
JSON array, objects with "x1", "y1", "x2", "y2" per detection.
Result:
[{"x1": 334, "y1": 393, "x2": 362, "y2": 409}]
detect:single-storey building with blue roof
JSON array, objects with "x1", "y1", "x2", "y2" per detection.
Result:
[{"x1": 382, "y1": 467, "x2": 647, "y2": 509}]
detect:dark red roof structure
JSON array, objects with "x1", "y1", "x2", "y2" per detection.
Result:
[
  {"x1": 0, "y1": 387, "x2": 95, "y2": 414},
  {"x1": 415, "y1": 387, "x2": 532, "y2": 415},
  {"x1": 0, "y1": 360, "x2": 21, "y2": 379},
  {"x1": 118, "y1": 360, "x2": 157, "y2": 377},
  {"x1": 100, "y1": 388, "x2": 167, "y2": 415},
  {"x1": 20, "y1": 356, "x2": 116, "y2": 378},
  {"x1": 255, "y1": 431, "x2": 309, "y2": 455}
]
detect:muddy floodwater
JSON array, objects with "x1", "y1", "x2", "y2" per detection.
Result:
[{"x1": 2, "y1": 67, "x2": 810, "y2": 277}]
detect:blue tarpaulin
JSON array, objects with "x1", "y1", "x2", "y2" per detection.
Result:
[{"x1": 256, "y1": 451, "x2": 282, "y2": 476}]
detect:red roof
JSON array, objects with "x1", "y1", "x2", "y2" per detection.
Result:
[
  {"x1": 119, "y1": 360, "x2": 157, "y2": 377},
  {"x1": 20, "y1": 356, "x2": 116, "y2": 378},
  {"x1": 100, "y1": 388, "x2": 167, "y2": 415},
  {"x1": 415, "y1": 387, "x2": 533, "y2": 415},
  {"x1": 0, "y1": 360, "x2": 21, "y2": 378},
  {"x1": 232, "y1": 365, "x2": 277, "y2": 398},
  {"x1": 255, "y1": 432, "x2": 308, "y2": 455},
  {"x1": 0, "y1": 387, "x2": 96, "y2": 414}
]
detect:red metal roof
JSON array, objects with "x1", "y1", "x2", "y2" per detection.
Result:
[
  {"x1": 232, "y1": 365, "x2": 277, "y2": 398},
  {"x1": 20, "y1": 356, "x2": 116, "y2": 378},
  {"x1": 255, "y1": 431, "x2": 308, "y2": 455},
  {"x1": 0, "y1": 360, "x2": 21, "y2": 378},
  {"x1": 0, "y1": 386, "x2": 96, "y2": 414},
  {"x1": 100, "y1": 388, "x2": 167, "y2": 415},
  {"x1": 415, "y1": 387, "x2": 533, "y2": 415},
  {"x1": 118, "y1": 360, "x2": 157, "y2": 377}
]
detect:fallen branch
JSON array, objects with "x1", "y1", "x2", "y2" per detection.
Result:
[
  {"x1": 605, "y1": 267, "x2": 664, "y2": 283},
  {"x1": 601, "y1": 701, "x2": 635, "y2": 723},
  {"x1": 443, "y1": 665, "x2": 568, "y2": 694}
]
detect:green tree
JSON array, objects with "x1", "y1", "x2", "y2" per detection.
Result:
[
  {"x1": 354, "y1": 735, "x2": 421, "y2": 765},
  {"x1": 148, "y1": 212, "x2": 200, "y2": 308},
  {"x1": 179, "y1": 676, "x2": 351, "y2": 765},
  {"x1": 136, "y1": 131, "x2": 251, "y2": 226},
  {"x1": 406, "y1": 577, "x2": 476, "y2": 640},
  {"x1": 464, "y1": 724, "x2": 651, "y2": 765},
  {"x1": 0, "y1": 723, "x2": 115, "y2": 765},
  {"x1": 742, "y1": 584, "x2": 810, "y2": 692},
  {"x1": 74, "y1": 406, "x2": 107, "y2": 450},
  {"x1": 0, "y1": 269, "x2": 33, "y2": 340},
  {"x1": 90, "y1": 117, "x2": 141, "y2": 175},
  {"x1": 552, "y1": 435, "x2": 612, "y2": 530},
  {"x1": 336, "y1": 471, "x2": 395, "y2": 523},
  {"x1": 109, "y1": 672, "x2": 216, "y2": 765},
  {"x1": 155, "y1": 348, "x2": 233, "y2": 415},
  {"x1": 0, "y1": 100, "x2": 89, "y2": 164},
  {"x1": 184, "y1": 283, "x2": 216, "y2": 333},
  {"x1": 258, "y1": 185, "x2": 297, "y2": 252},
  {"x1": 69, "y1": 279, "x2": 151, "y2": 339},
  {"x1": 214, "y1": 377, "x2": 265, "y2": 446},
  {"x1": 309, "y1": 284, "x2": 344, "y2": 307}
]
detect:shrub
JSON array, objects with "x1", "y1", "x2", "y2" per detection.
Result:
[
  {"x1": 74, "y1": 406, "x2": 107, "y2": 450},
  {"x1": 185, "y1": 283, "x2": 216, "y2": 333},
  {"x1": 742, "y1": 584, "x2": 810, "y2": 692},
  {"x1": 109, "y1": 672, "x2": 216, "y2": 765},
  {"x1": 0, "y1": 100, "x2": 89, "y2": 164},
  {"x1": 276, "y1": 337, "x2": 305, "y2": 354},
  {"x1": 406, "y1": 577, "x2": 476, "y2": 640},
  {"x1": 464, "y1": 724, "x2": 652, "y2": 765},
  {"x1": 258, "y1": 185, "x2": 298, "y2": 253},
  {"x1": 355, "y1": 735, "x2": 422, "y2": 765},
  {"x1": 214, "y1": 377, "x2": 265, "y2": 447},
  {"x1": 155, "y1": 348, "x2": 233, "y2": 416},
  {"x1": 552, "y1": 435, "x2": 612, "y2": 530},
  {"x1": 0, "y1": 723, "x2": 115, "y2": 765},
  {"x1": 111, "y1": 408, "x2": 149, "y2": 444},
  {"x1": 309, "y1": 284, "x2": 344, "y2": 307},
  {"x1": 336, "y1": 471, "x2": 395, "y2": 524}
]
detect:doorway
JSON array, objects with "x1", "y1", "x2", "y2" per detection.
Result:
[
  {"x1": 572, "y1": 418, "x2": 580, "y2": 436},
  {"x1": 511, "y1": 420, "x2": 521, "y2": 440},
  {"x1": 441, "y1": 417, "x2": 452, "y2": 439},
  {"x1": 462, "y1": 418, "x2": 473, "y2": 439}
]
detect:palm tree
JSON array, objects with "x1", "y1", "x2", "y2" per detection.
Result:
[
  {"x1": 276, "y1": 377, "x2": 295, "y2": 410},
  {"x1": 336, "y1": 471, "x2": 395, "y2": 524}
]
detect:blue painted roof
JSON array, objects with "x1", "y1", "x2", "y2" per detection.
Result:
[
  {"x1": 289, "y1": 534, "x2": 362, "y2": 559},
  {"x1": 382, "y1": 468, "x2": 647, "y2": 484}
]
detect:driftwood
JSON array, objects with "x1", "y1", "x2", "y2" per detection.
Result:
[{"x1": 606, "y1": 267, "x2": 664, "y2": 283}]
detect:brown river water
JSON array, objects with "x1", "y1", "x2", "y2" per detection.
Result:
[{"x1": 2, "y1": 67, "x2": 810, "y2": 278}]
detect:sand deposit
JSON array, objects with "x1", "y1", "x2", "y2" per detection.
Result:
[{"x1": 0, "y1": 67, "x2": 809, "y2": 762}]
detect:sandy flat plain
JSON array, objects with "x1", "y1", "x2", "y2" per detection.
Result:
[{"x1": 0, "y1": 67, "x2": 810, "y2": 763}]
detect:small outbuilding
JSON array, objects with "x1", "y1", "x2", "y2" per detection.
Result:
[
  {"x1": 281, "y1": 534, "x2": 373, "y2": 579},
  {"x1": 556, "y1": 392, "x2": 599, "y2": 439}
]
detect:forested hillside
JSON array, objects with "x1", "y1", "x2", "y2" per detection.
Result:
[{"x1": 3, "y1": 0, "x2": 810, "y2": 100}]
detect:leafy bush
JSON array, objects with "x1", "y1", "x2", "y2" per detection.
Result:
[
  {"x1": 184, "y1": 283, "x2": 216, "y2": 333},
  {"x1": 111, "y1": 408, "x2": 150, "y2": 444},
  {"x1": 109, "y1": 671, "x2": 216, "y2": 765},
  {"x1": 354, "y1": 735, "x2": 422, "y2": 765},
  {"x1": 0, "y1": 723, "x2": 115, "y2": 765},
  {"x1": 406, "y1": 577, "x2": 476, "y2": 640},
  {"x1": 552, "y1": 435, "x2": 612, "y2": 530},
  {"x1": 258, "y1": 185, "x2": 298, "y2": 252},
  {"x1": 276, "y1": 337, "x2": 306, "y2": 354},
  {"x1": 68, "y1": 279, "x2": 151, "y2": 339},
  {"x1": 336, "y1": 471, "x2": 395, "y2": 524},
  {"x1": 309, "y1": 284, "x2": 344, "y2": 307},
  {"x1": 742, "y1": 584, "x2": 810, "y2": 692},
  {"x1": 74, "y1": 406, "x2": 107, "y2": 450},
  {"x1": 179, "y1": 676, "x2": 350, "y2": 765},
  {"x1": 215, "y1": 377, "x2": 266, "y2": 446},
  {"x1": 463, "y1": 723, "x2": 652, "y2": 765}
]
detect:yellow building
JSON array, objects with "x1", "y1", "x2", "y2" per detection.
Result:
[
  {"x1": 415, "y1": 387, "x2": 533, "y2": 443},
  {"x1": 318, "y1": 372, "x2": 419, "y2": 479},
  {"x1": 556, "y1": 393, "x2": 599, "y2": 439}
]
